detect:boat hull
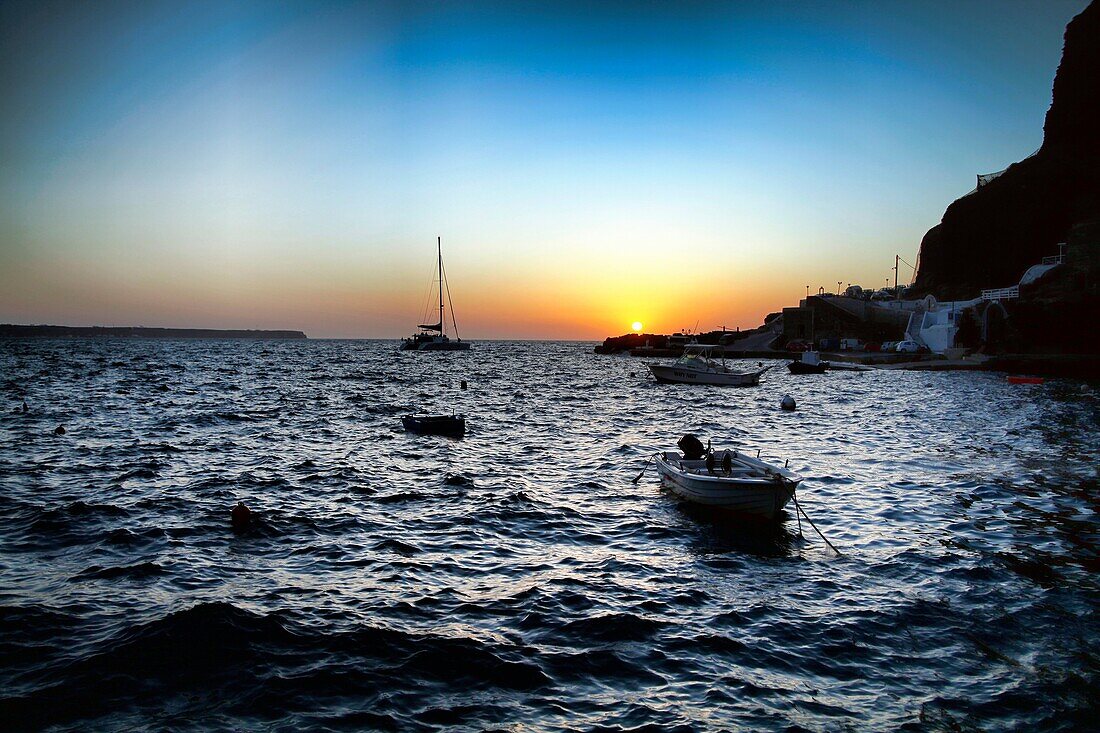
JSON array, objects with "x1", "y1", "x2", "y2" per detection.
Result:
[
  {"x1": 400, "y1": 338, "x2": 472, "y2": 351},
  {"x1": 646, "y1": 364, "x2": 765, "y2": 386},
  {"x1": 401, "y1": 415, "x2": 466, "y2": 436},
  {"x1": 654, "y1": 453, "x2": 799, "y2": 521},
  {"x1": 788, "y1": 361, "x2": 828, "y2": 374},
  {"x1": 408, "y1": 341, "x2": 471, "y2": 351}
]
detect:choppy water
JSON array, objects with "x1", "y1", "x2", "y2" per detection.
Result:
[{"x1": 1, "y1": 339, "x2": 1097, "y2": 732}]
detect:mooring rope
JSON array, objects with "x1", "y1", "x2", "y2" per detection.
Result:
[
  {"x1": 632, "y1": 453, "x2": 660, "y2": 484},
  {"x1": 791, "y1": 487, "x2": 842, "y2": 555},
  {"x1": 793, "y1": 488, "x2": 804, "y2": 538}
]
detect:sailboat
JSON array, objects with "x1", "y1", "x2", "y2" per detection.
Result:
[{"x1": 400, "y1": 237, "x2": 472, "y2": 351}]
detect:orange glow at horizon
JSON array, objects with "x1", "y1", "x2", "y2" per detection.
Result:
[{"x1": 0, "y1": 239, "x2": 814, "y2": 339}]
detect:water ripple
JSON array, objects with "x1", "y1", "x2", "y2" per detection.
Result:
[{"x1": 0, "y1": 339, "x2": 1097, "y2": 731}]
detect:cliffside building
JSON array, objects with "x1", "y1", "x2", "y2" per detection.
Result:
[{"x1": 781, "y1": 296, "x2": 910, "y2": 347}]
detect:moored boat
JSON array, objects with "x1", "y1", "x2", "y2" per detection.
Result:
[
  {"x1": 645, "y1": 344, "x2": 772, "y2": 386},
  {"x1": 401, "y1": 414, "x2": 466, "y2": 437},
  {"x1": 400, "y1": 237, "x2": 471, "y2": 351},
  {"x1": 653, "y1": 436, "x2": 801, "y2": 520},
  {"x1": 788, "y1": 350, "x2": 829, "y2": 374}
]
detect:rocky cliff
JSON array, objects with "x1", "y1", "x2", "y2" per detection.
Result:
[{"x1": 912, "y1": 1, "x2": 1100, "y2": 298}]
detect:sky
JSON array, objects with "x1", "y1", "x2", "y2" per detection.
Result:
[{"x1": 0, "y1": 0, "x2": 1089, "y2": 339}]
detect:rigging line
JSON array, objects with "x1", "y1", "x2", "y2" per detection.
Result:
[
  {"x1": 441, "y1": 259, "x2": 460, "y2": 338},
  {"x1": 418, "y1": 256, "x2": 438, "y2": 326}
]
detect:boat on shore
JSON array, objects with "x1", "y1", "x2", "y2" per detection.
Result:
[
  {"x1": 654, "y1": 436, "x2": 801, "y2": 521},
  {"x1": 401, "y1": 414, "x2": 466, "y2": 437},
  {"x1": 401, "y1": 237, "x2": 471, "y2": 351},
  {"x1": 788, "y1": 350, "x2": 829, "y2": 374},
  {"x1": 645, "y1": 344, "x2": 772, "y2": 386}
]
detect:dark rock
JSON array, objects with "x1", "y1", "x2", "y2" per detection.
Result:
[
  {"x1": 912, "y1": 1, "x2": 1100, "y2": 299},
  {"x1": 594, "y1": 333, "x2": 668, "y2": 353},
  {"x1": 53, "y1": 425, "x2": 65, "y2": 435}
]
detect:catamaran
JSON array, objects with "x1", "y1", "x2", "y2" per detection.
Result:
[{"x1": 400, "y1": 237, "x2": 471, "y2": 351}]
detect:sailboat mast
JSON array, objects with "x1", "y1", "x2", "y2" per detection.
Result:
[{"x1": 438, "y1": 237, "x2": 444, "y2": 336}]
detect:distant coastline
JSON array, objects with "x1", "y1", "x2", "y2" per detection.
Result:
[{"x1": 0, "y1": 324, "x2": 307, "y2": 339}]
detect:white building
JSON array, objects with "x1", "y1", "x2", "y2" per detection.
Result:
[{"x1": 904, "y1": 296, "x2": 982, "y2": 353}]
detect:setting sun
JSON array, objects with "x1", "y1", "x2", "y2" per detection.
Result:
[{"x1": 631, "y1": 321, "x2": 643, "y2": 332}]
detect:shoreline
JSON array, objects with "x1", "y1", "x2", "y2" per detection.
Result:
[
  {"x1": 607, "y1": 345, "x2": 1100, "y2": 378},
  {"x1": 0, "y1": 325, "x2": 308, "y2": 340}
]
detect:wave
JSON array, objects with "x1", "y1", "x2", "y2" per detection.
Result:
[
  {"x1": 0, "y1": 601, "x2": 559, "y2": 729},
  {"x1": 71, "y1": 561, "x2": 165, "y2": 581},
  {"x1": 554, "y1": 613, "x2": 668, "y2": 644}
]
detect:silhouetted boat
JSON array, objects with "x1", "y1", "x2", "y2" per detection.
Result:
[
  {"x1": 655, "y1": 438, "x2": 801, "y2": 520},
  {"x1": 645, "y1": 344, "x2": 771, "y2": 386},
  {"x1": 401, "y1": 237, "x2": 471, "y2": 351},
  {"x1": 788, "y1": 350, "x2": 829, "y2": 374},
  {"x1": 401, "y1": 414, "x2": 466, "y2": 437}
]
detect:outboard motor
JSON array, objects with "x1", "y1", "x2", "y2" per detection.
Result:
[{"x1": 677, "y1": 434, "x2": 707, "y2": 460}]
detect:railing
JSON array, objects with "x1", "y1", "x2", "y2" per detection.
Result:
[
  {"x1": 1041, "y1": 254, "x2": 1065, "y2": 266},
  {"x1": 961, "y1": 146, "x2": 1042, "y2": 198},
  {"x1": 982, "y1": 285, "x2": 1019, "y2": 301}
]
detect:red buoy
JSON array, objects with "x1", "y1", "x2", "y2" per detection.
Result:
[{"x1": 1007, "y1": 376, "x2": 1044, "y2": 385}]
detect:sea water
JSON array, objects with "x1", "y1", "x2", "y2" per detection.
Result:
[{"x1": 1, "y1": 339, "x2": 1097, "y2": 731}]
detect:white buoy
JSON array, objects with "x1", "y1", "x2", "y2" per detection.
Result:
[{"x1": 780, "y1": 394, "x2": 796, "y2": 411}]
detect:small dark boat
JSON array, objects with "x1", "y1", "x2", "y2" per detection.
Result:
[
  {"x1": 788, "y1": 360, "x2": 828, "y2": 374},
  {"x1": 401, "y1": 414, "x2": 466, "y2": 437},
  {"x1": 787, "y1": 350, "x2": 828, "y2": 375}
]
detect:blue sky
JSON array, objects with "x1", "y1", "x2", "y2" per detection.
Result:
[{"x1": 0, "y1": 0, "x2": 1088, "y2": 337}]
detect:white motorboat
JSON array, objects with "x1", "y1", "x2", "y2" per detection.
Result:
[
  {"x1": 401, "y1": 237, "x2": 472, "y2": 351},
  {"x1": 645, "y1": 344, "x2": 771, "y2": 386},
  {"x1": 654, "y1": 439, "x2": 801, "y2": 520}
]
